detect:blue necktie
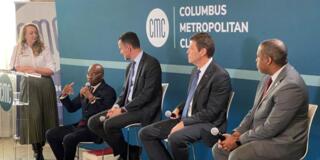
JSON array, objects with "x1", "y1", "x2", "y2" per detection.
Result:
[
  {"x1": 182, "y1": 70, "x2": 201, "y2": 118},
  {"x1": 125, "y1": 61, "x2": 136, "y2": 104}
]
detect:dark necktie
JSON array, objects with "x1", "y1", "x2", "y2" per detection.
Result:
[
  {"x1": 257, "y1": 76, "x2": 273, "y2": 105},
  {"x1": 254, "y1": 76, "x2": 273, "y2": 113},
  {"x1": 89, "y1": 86, "x2": 94, "y2": 93},
  {"x1": 262, "y1": 77, "x2": 273, "y2": 97},
  {"x1": 125, "y1": 61, "x2": 136, "y2": 104},
  {"x1": 182, "y1": 70, "x2": 201, "y2": 118}
]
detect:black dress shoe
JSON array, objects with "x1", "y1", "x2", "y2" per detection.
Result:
[
  {"x1": 117, "y1": 157, "x2": 125, "y2": 160},
  {"x1": 33, "y1": 153, "x2": 44, "y2": 160},
  {"x1": 32, "y1": 143, "x2": 44, "y2": 160}
]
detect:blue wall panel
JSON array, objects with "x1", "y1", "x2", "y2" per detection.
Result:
[{"x1": 56, "y1": 0, "x2": 320, "y2": 159}]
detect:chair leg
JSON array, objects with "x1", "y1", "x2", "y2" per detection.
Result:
[
  {"x1": 102, "y1": 149, "x2": 104, "y2": 160},
  {"x1": 77, "y1": 144, "x2": 80, "y2": 160},
  {"x1": 164, "y1": 139, "x2": 169, "y2": 149},
  {"x1": 191, "y1": 144, "x2": 196, "y2": 160},
  {"x1": 135, "y1": 129, "x2": 139, "y2": 145},
  {"x1": 127, "y1": 127, "x2": 130, "y2": 160}
]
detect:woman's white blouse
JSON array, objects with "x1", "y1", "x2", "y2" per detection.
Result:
[{"x1": 10, "y1": 44, "x2": 56, "y2": 73}]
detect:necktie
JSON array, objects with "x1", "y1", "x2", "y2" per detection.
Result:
[
  {"x1": 125, "y1": 61, "x2": 136, "y2": 104},
  {"x1": 257, "y1": 76, "x2": 273, "y2": 105},
  {"x1": 182, "y1": 70, "x2": 201, "y2": 118},
  {"x1": 262, "y1": 77, "x2": 273, "y2": 97},
  {"x1": 89, "y1": 86, "x2": 94, "y2": 93}
]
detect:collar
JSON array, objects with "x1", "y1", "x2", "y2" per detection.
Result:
[
  {"x1": 92, "y1": 82, "x2": 102, "y2": 92},
  {"x1": 270, "y1": 64, "x2": 287, "y2": 82},
  {"x1": 132, "y1": 50, "x2": 143, "y2": 64},
  {"x1": 198, "y1": 57, "x2": 212, "y2": 74}
]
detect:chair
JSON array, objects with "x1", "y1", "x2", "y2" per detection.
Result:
[
  {"x1": 165, "y1": 91, "x2": 235, "y2": 160},
  {"x1": 299, "y1": 104, "x2": 317, "y2": 160},
  {"x1": 226, "y1": 91, "x2": 235, "y2": 120},
  {"x1": 125, "y1": 83, "x2": 169, "y2": 160},
  {"x1": 76, "y1": 140, "x2": 106, "y2": 160}
]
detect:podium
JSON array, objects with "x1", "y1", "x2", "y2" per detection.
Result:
[{"x1": 0, "y1": 69, "x2": 34, "y2": 159}]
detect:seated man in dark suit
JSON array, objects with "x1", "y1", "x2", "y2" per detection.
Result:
[
  {"x1": 213, "y1": 39, "x2": 309, "y2": 160},
  {"x1": 46, "y1": 64, "x2": 116, "y2": 160},
  {"x1": 139, "y1": 32, "x2": 232, "y2": 160},
  {"x1": 88, "y1": 32, "x2": 162, "y2": 160}
]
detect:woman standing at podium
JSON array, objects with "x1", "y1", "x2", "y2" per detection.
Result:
[{"x1": 10, "y1": 23, "x2": 58, "y2": 160}]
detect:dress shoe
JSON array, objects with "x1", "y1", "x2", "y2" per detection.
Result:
[
  {"x1": 117, "y1": 157, "x2": 125, "y2": 160},
  {"x1": 33, "y1": 153, "x2": 44, "y2": 160},
  {"x1": 32, "y1": 143, "x2": 44, "y2": 160}
]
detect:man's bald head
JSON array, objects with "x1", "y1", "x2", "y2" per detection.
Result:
[{"x1": 259, "y1": 39, "x2": 288, "y2": 66}]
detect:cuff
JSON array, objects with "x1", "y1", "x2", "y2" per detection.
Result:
[
  {"x1": 114, "y1": 104, "x2": 120, "y2": 108},
  {"x1": 59, "y1": 94, "x2": 68, "y2": 100},
  {"x1": 239, "y1": 132, "x2": 249, "y2": 144},
  {"x1": 89, "y1": 97, "x2": 96, "y2": 104}
]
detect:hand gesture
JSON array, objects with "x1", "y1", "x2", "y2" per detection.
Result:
[
  {"x1": 218, "y1": 134, "x2": 239, "y2": 151},
  {"x1": 62, "y1": 82, "x2": 74, "y2": 96},
  {"x1": 106, "y1": 105, "x2": 122, "y2": 118},
  {"x1": 171, "y1": 108, "x2": 181, "y2": 119},
  {"x1": 169, "y1": 121, "x2": 184, "y2": 135}
]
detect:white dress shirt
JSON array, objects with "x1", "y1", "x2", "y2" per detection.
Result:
[
  {"x1": 188, "y1": 58, "x2": 213, "y2": 116},
  {"x1": 10, "y1": 44, "x2": 56, "y2": 72},
  {"x1": 127, "y1": 51, "x2": 143, "y2": 102}
]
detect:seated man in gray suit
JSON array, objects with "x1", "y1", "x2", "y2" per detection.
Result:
[
  {"x1": 139, "y1": 32, "x2": 232, "y2": 160},
  {"x1": 213, "y1": 39, "x2": 309, "y2": 160}
]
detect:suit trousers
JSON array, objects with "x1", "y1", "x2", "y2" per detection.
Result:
[
  {"x1": 212, "y1": 140, "x2": 304, "y2": 160},
  {"x1": 88, "y1": 110, "x2": 144, "y2": 158},
  {"x1": 139, "y1": 118, "x2": 212, "y2": 160},
  {"x1": 45, "y1": 124, "x2": 98, "y2": 160}
]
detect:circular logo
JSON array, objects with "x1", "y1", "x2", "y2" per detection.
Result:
[
  {"x1": 0, "y1": 74, "x2": 13, "y2": 111},
  {"x1": 146, "y1": 8, "x2": 169, "y2": 48}
]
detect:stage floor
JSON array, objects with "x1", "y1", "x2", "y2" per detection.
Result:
[{"x1": 0, "y1": 138, "x2": 116, "y2": 160}]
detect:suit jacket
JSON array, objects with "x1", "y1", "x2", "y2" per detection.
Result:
[
  {"x1": 178, "y1": 60, "x2": 232, "y2": 146},
  {"x1": 61, "y1": 79, "x2": 116, "y2": 124},
  {"x1": 116, "y1": 52, "x2": 162, "y2": 126},
  {"x1": 235, "y1": 64, "x2": 308, "y2": 159}
]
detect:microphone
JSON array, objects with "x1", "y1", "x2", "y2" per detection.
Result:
[
  {"x1": 165, "y1": 110, "x2": 177, "y2": 118},
  {"x1": 210, "y1": 127, "x2": 226, "y2": 141},
  {"x1": 99, "y1": 116, "x2": 106, "y2": 122},
  {"x1": 85, "y1": 82, "x2": 91, "y2": 87},
  {"x1": 99, "y1": 105, "x2": 121, "y2": 122}
]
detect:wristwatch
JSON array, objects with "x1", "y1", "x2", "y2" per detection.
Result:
[{"x1": 236, "y1": 140, "x2": 242, "y2": 146}]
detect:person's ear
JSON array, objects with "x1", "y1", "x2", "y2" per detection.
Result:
[
  {"x1": 200, "y1": 48, "x2": 207, "y2": 57},
  {"x1": 267, "y1": 56, "x2": 272, "y2": 65}
]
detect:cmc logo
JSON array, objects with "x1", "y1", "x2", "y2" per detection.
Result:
[
  {"x1": 0, "y1": 74, "x2": 13, "y2": 111},
  {"x1": 146, "y1": 8, "x2": 169, "y2": 48}
]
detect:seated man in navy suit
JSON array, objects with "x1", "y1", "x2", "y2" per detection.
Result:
[
  {"x1": 139, "y1": 33, "x2": 232, "y2": 160},
  {"x1": 46, "y1": 64, "x2": 116, "y2": 160}
]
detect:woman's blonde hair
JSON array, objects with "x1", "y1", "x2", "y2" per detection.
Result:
[{"x1": 17, "y1": 23, "x2": 44, "y2": 56}]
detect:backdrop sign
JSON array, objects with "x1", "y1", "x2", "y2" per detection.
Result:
[
  {"x1": 56, "y1": 1, "x2": 320, "y2": 159},
  {"x1": 0, "y1": 74, "x2": 13, "y2": 111}
]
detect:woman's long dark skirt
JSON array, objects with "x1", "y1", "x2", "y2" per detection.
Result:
[{"x1": 18, "y1": 76, "x2": 58, "y2": 144}]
